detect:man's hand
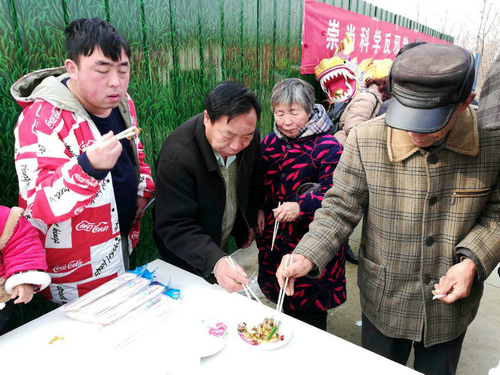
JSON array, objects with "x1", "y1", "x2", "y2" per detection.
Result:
[
  {"x1": 274, "y1": 202, "x2": 300, "y2": 223},
  {"x1": 432, "y1": 258, "x2": 476, "y2": 304},
  {"x1": 276, "y1": 254, "x2": 314, "y2": 296},
  {"x1": 256, "y1": 210, "x2": 265, "y2": 235},
  {"x1": 134, "y1": 196, "x2": 149, "y2": 223},
  {"x1": 215, "y1": 257, "x2": 249, "y2": 293},
  {"x1": 11, "y1": 284, "x2": 35, "y2": 304},
  {"x1": 241, "y1": 228, "x2": 256, "y2": 248},
  {"x1": 87, "y1": 131, "x2": 122, "y2": 170}
]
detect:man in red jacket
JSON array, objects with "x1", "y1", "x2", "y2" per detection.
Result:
[{"x1": 11, "y1": 18, "x2": 154, "y2": 304}]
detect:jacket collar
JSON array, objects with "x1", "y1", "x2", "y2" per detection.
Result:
[
  {"x1": 387, "y1": 106, "x2": 479, "y2": 162},
  {"x1": 195, "y1": 113, "x2": 222, "y2": 173}
]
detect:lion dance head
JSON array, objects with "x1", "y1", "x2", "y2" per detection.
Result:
[
  {"x1": 314, "y1": 34, "x2": 358, "y2": 103},
  {"x1": 315, "y1": 34, "x2": 393, "y2": 104}
]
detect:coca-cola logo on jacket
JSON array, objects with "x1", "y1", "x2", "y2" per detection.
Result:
[
  {"x1": 53, "y1": 259, "x2": 82, "y2": 273},
  {"x1": 75, "y1": 220, "x2": 110, "y2": 233}
]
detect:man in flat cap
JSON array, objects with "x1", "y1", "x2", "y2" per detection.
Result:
[{"x1": 276, "y1": 43, "x2": 500, "y2": 374}]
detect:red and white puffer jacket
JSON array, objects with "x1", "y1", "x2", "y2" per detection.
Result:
[{"x1": 11, "y1": 67, "x2": 154, "y2": 304}]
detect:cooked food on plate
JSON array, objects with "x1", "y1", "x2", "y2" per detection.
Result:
[{"x1": 237, "y1": 317, "x2": 284, "y2": 345}]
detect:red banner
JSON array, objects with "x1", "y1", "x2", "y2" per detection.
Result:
[{"x1": 301, "y1": 0, "x2": 450, "y2": 74}]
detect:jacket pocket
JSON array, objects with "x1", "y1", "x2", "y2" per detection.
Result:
[
  {"x1": 451, "y1": 188, "x2": 491, "y2": 202},
  {"x1": 357, "y1": 247, "x2": 386, "y2": 312},
  {"x1": 450, "y1": 188, "x2": 492, "y2": 216}
]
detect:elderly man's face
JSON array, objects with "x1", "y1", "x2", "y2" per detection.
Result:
[
  {"x1": 406, "y1": 93, "x2": 476, "y2": 148},
  {"x1": 407, "y1": 111, "x2": 458, "y2": 148},
  {"x1": 204, "y1": 109, "x2": 257, "y2": 158}
]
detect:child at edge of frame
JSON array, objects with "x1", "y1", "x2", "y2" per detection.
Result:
[{"x1": 0, "y1": 206, "x2": 51, "y2": 335}]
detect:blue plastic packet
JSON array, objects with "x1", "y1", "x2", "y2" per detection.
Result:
[{"x1": 152, "y1": 279, "x2": 180, "y2": 300}]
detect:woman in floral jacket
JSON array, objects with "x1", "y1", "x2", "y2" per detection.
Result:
[{"x1": 256, "y1": 78, "x2": 346, "y2": 331}]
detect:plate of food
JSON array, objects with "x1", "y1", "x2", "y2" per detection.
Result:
[
  {"x1": 237, "y1": 316, "x2": 292, "y2": 350},
  {"x1": 199, "y1": 319, "x2": 229, "y2": 358}
]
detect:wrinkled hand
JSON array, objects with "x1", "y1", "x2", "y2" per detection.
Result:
[
  {"x1": 215, "y1": 257, "x2": 249, "y2": 293},
  {"x1": 241, "y1": 228, "x2": 256, "y2": 249},
  {"x1": 432, "y1": 258, "x2": 476, "y2": 304},
  {"x1": 134, "y1": 196, "x2": 149, "y2": 223},
  {"x1": 256, "y1": 210, "x2": 265, "y2": 235},
  {"x1": 274, "y1": 202, "x2": 300, "y2": 223},
  {"x1": 276, "y1": 254, "x2": 314, "y2": 296},
  {"x1": 11, "y1": 284, "x2": 35, "y2": 304},
  {"x1": 87, "y1": 131, "x2": 123, "y2": 170}
]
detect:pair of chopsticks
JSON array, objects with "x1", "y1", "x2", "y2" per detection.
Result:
[
  {"x1": 114, "y1": 126, "x2": 141, "y2": 140},
  {"x1": 276, "y1": 254, "x2": 294, "y2": 314},
  {"x1": 226, "y1": 256, "x2": 263, "y2": 305},
  {"x1": 86, "y1": 127, "x2": 141, "y2": 151},
  {"x1": 270, "y1": 202, "x2": 282, "y2": 251}
]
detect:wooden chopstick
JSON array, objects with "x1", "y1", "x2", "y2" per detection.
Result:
[
  {"x1": 226, "y1": 257, "x2": 263, "y2": 304},
  {"x1": 270, "y1": 202, "x2": 282, "y2": 251}
]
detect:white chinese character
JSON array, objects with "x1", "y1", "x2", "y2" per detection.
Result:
[
  {"x1": 359, "y1": 27, "x2": 370, "y2": 53},
  {"x1": 326, "y1": 19, "x2": 340, "y2": 50},
  {"x1": 346, "y1": 23, "x2": 356, "y2": 49},
  {"x1": 393, "y1": 35, "x2": 401, "y2": 54},
  {"x1": 403, "y1": 36, "x2": 409, "y2": 47},
  {"x1": 383, "y1": 33, "x2": 391, "y2": 54},
  {"x1": 372, "y1": 30, "x2": 382, "y2": 53}
]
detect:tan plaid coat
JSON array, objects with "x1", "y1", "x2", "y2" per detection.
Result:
[{"x1": 295, "y1": 106, "x2": 500, "y2": 347}]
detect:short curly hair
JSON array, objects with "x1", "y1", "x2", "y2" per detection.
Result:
[{"x1": 365, "y1": 77, "x2": 390, "y2": 102}]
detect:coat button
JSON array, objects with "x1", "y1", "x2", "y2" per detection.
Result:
[
  {"x1": 112, "y1": 208, "x2": 115, "y2": 212},
  {"x1": 428, "y1": 154, "x2": 439, "y2": 164},
  {"x1": 281, "y1": 173, "x2": 286, "y2": 178},
  {"x1": 429, "y1": 197, "x2": 438, "y2": 205},
  {"x1": 422, "y1": 275, "x2": 431, "y2": 284},
  {"x1": 286, "y1": 144, "x2": 291, "y2": 150},
  {"x1": 425, "y1": 236, "x2": 434, "y2": 246}
]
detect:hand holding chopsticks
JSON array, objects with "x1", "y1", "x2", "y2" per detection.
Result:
[
  {"x1": 84, "y1": 128, "x2": 141, "y2": 170},
  {"x1": 225, "y1": 257, "x2": 263, "y2": 304},
  {"x1": 275, "y1": 254, "x2": 315, "y2": 297},
  {"x1": 86, "y1": 127, "x2": 141, "y2": 152},
  {"x1": 276, "y1": 254, "x2": 294, "y2": 313}
]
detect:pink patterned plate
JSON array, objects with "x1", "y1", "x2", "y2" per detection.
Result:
[{"x1": 199, "y1": 319, "x2": 229, "y2": 358}]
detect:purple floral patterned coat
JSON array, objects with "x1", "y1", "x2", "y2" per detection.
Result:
[{"x1": 256, "y1": 130, "x2": 347, "y2": 312}]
